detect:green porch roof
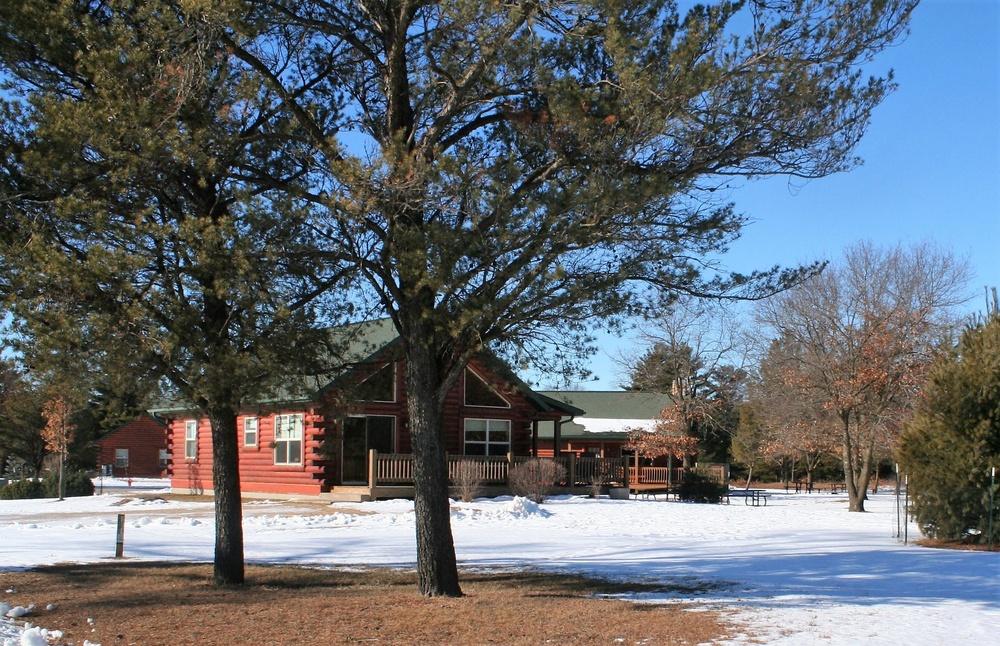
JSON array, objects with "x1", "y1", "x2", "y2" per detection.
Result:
[{"x1": 535, "y1": 390, "x2": 673, "y2": 439}]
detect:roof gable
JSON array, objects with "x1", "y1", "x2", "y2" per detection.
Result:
[{"x1": 152, "y1": 319, "x2": 582, "y2": 417}]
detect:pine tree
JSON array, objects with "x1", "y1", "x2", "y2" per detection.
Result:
[
  {"x1": 0, "y1": 1, "x2": 350, "y2": 584},
  {"x1": 899, "y1": 313, "x2": 1000, "y2": 545},
  {"x1": 226, "y1": 0, "x2": 916, "y2": 594}
]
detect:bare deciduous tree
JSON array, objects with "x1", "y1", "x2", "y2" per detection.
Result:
[
  {"x1": 755, "y1": 242, "x2": 972, "y2": 511},
  {"x1": 41, "y1": 396, "x2": 76, "y2": 501},
  {"x1": 622, "y1": 299, "x2": 750, "y2": 466}
]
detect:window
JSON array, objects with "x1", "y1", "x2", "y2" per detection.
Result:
[
  {"x1": 353, "y1": 363, "x2": 395, "y2": 402},
  {"x1": 243, "y1": 417, "x2": 258, "y2": 447},
  {"x1": 464, "y1": 369, "x2": 510, "y2": 408},
  {"x1": 115, "y1": 448, "x2": 129, "y2": 469},
  {"x1": 184, "y1": 420, "x2": 198, "y2": 459},
  {"x1": 158, "y1": 449, "x2": 169, "y2": 468},
  {"x1": 464, "y1": 419, "x2": 511, "y2": 456},
  {"x1": 274, "y1": 414, "x2": 303, "y2": 465}
]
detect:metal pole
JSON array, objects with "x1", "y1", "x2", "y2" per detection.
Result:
[
  {"x1": 895, "y1": 463, "x2": 901, "y2": 539},
  {"x1": 990, "y1": 466, "x2": 995, "y2": 551},
  {"x1": 904, "y1": 475, "x2": 909, "y2": 545},
  {"x1": 115, "y1": 513, "x2": 125, "y2": 558}
]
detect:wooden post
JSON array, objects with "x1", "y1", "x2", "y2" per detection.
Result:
[
  {"x1": 115, "y1": 513, "x2": 125, "y2": 558},
  {"x1": 567, "y1": 452, "x2": 576, "y2": 487},
  {"x1": 367, "y1": 449, "x2": 378, "y2": 492}
]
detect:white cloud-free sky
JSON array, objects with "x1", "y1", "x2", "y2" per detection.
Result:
[{"x1": 724, "y1": 0, "x2": 998, "y2": 284}]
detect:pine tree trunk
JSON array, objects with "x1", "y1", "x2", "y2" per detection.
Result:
[
  {"x1": 404, "y1": 339, "x2": 462, "y2": 598},
  {"x1": 207, "y1": 406, "x2": 245, "y2": 585}
]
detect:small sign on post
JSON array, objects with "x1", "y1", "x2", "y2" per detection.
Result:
[{"x1": 115, "y1": 513, "x2": 125, "y2": 558}]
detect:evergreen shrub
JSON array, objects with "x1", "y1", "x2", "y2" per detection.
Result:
[
  {"x1": 43, "y1": 471, "x2": 96, "y2": 498},
  {"x1": 677, "y1": 472, "x2": 728, "y2": 504},
  {"x1": 898, "y1": 314, "x2": 1000, "y2": 545},
  {"x1": 0, "y1": 479, "x2": 45, "y2": 500}
]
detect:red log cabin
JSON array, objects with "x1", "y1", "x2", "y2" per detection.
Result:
[{"x1": 155, "y1": 319, "x2": 584, "y2": 500}]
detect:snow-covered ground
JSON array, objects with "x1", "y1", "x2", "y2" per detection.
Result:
[{"x1": 1, "y1": 480, "x2": 998, "y2": 645}]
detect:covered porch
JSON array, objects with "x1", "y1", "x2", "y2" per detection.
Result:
[{"x1": 322, "y1": 450, "x2": 631, "y2": 502}]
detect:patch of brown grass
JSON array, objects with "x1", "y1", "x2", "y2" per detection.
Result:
[
  {"x1": 915, "y1": 538, "x2": 997, "y2": 552},
  {"x1": 0, "y1": 563, "x2": 730, "y2": 645}
]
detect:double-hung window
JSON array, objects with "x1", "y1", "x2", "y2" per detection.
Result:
[
  {"x1": 184, "y1": 420, "x2": 198, "y2": 459},
  {"x1": 115, "y1": 448, "x2": 129, "y2": 469},
  {"x1": 243, "y1": 417, "x2": 258, "y2": 447},
  {"x1": 464, "y1": 419, "x2": 511, "y2": 456},
  {"x1": 274, "y1": 414, "x2": 303, "y2": 465}
]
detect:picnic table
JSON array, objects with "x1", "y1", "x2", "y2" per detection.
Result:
[
  {"x1": 629, "y1": 483, "x2": 677, "y2": 500},
  {"x1": 727, "y1": 488, "x2": 770, "y2": 506},
  {"x1": 785, "y1": 480, "x2": 814, "y2": 493}
]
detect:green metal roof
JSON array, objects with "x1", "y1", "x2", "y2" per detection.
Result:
[
  {"x1": 151, "y1": 319, "x2": 582, "y2": 418},
  {"x1": 537, "y1": 391, "x2": 672, "y2": 420},
  {"x1": 535, "y1": 390, "x2": 673, "y2": 439}
]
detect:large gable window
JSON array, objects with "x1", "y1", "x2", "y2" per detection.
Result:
[
  {"x1": 464, "y1": 369, "x2": 510, "y2": 408},
  {"x1": 464, "y1": 418, "x2": 511, "y2": 456},
  {"x1": 274, "y1": 414, "x2": 303, "y2": 465},
  {"x1": 354, "y1": 363, "x2": 396, "y2": 402}
]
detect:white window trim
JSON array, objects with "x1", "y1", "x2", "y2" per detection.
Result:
[
  {"x1": 184, "y1": 420, "x2": 198, "y2": 460},
  {"x1": 115, "y1": 448, "x2": 129, "y2": 468},
  {"x1": 243, "y1": 416, "x2": 259, "y2": 447},
  {"x1": 463, "y1": 418, "x2": 512, "y2": 456},
  {"x1": 273, "y1": 413, "x2": 303, "y2": 465}
]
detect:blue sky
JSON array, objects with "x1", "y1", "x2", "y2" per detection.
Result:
[
  {"x1": 721, "y1": 0, "x2": 999, "y2": 287},
  {"x1": 578, "y1": 0, "x2": 1000, "y2": 389}
]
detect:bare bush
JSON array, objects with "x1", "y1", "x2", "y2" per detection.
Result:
[
  {"x1": 453, "y1": 460, "x2": 484, "y2": 502},
  {"x1": 508, "y1": 459, "x2": 566, "y2": 504},
  {"x1": 588, "y1": 473, "x2": 605, "y2": 499}
]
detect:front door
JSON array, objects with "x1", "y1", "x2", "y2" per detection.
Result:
[{"x1": 342, "y1": 416, "x2": 395, "y2": 484}]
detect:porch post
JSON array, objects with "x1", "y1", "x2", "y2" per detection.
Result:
[
  {"x1": 567, "y1": 452, "x2": 576, "y2": 487},
  {"x1": 553, "y1": 420, "x2": 562, "y2": 458},
  {"x1": 368, "y1": 449, "x2": 378, "y2": 489},
  {"x1": 531, "y1": 419, "x2": 538, "y2": 457}
]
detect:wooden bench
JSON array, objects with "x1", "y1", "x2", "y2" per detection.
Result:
[{"x1": 727, "y1": 489, "x2": 770, "y2": 506}]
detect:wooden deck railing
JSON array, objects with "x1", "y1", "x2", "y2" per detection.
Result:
[
  {"x1": 368, "y1": 451, "x2": 629, "y2": 488},
  {"x1": 628, "y1": 464, "x2": 728, "y2": 486}
]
